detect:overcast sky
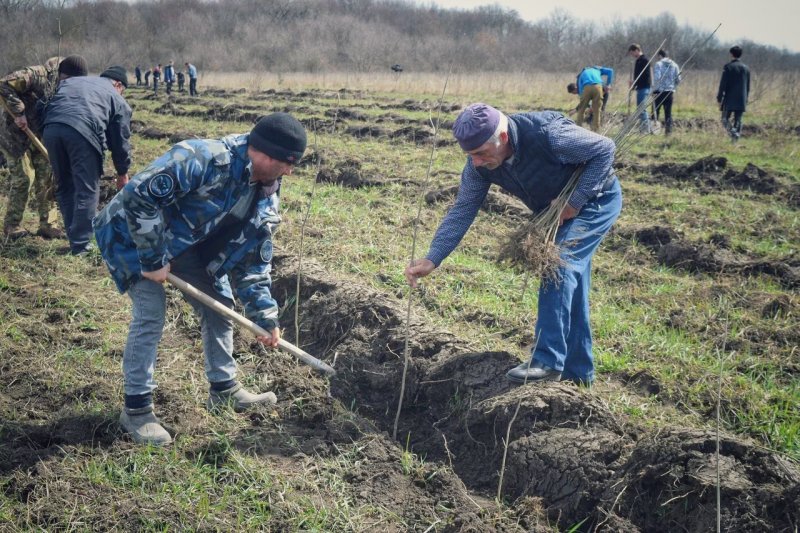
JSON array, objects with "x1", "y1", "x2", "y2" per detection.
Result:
[{"x1": 427, "y1": 0, "x2": 799, "y2": 53}]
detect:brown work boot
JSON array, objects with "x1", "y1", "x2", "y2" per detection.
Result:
[
  {"x1": 36, "y1": 224, "x2": 65, "y2": 239},
  {"x1": 2, "y1": 226, "x2": 29, "y2": 240}
]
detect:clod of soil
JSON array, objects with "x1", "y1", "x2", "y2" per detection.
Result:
[
  {"x1": 315, "y1": 158, "x2": 413, "y2": 188},
  {"x1": 633, "y1": 156, "x2": 789, "y2": 197},
  {"x1": 599, "y1": 429, "x2": 800, "y2": 533}
]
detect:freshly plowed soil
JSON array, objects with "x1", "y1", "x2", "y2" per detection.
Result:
[
  {"x1": 614, "y1": 225, "x2": 800, "y2": 288},
  {"x1": 630, "y1": 156, "x2": 795, "y2": 199},
  {"x1": 268, "y1": 256, "x2": 800, "y2": 531}
]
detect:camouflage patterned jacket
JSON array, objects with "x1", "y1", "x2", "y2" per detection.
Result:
[
  {"x1": 0, "y1": 60, "x2": 59, "y2": 136},
  {"x1": 93, "y1": 134, "x2": 282, "y2": 330}
]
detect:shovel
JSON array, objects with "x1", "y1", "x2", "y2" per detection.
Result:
[
  {"x1": 166, "y1": 273, "x2": 336, "y2": 376},
  {"x1": 0, "y1": 95, "x2": 49, "y2": 161}
]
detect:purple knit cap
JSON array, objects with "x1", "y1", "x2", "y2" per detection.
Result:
[{"x1": 452, "y1": 103, "x2": 501, "y2": 151}]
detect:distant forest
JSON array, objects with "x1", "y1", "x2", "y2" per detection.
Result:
[{"x1": 2, "y1": 0, "x2": 799, "y2": 76}]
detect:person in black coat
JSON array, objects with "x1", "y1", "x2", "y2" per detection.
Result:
[{"x1": 717, "y1": 45, "x2": 751, "y2": 142}]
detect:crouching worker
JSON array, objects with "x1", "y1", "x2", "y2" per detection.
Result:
[{"x1": 94, "y1": 113, "x2": 307, "y2": 445}]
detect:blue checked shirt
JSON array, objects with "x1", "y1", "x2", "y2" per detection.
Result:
[{"x1": 425, "y1": 117, "x2": 615, "y2": 266}]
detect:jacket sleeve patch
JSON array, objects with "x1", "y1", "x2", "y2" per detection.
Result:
[{"x1": 147, "y1": 172, "x2": 176, "y2": 199}]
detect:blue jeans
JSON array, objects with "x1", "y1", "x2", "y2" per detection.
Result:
[
  {"x1": 636, "y1": 88, "x2": 651, "y2": 132},
  {"x1": 122, "y1": 250, "x2": 237, "y2": 397},
  {"x1": 531, "y1": 179, "x2": 622, "y2": 383}
]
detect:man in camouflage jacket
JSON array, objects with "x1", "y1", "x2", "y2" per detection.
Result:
[
  {"x1": 94, "y1": 113, "x2": 307, "y2": 446},
  {"x1": 0, "y1": 55, "x2": 88, "y2": 239}
]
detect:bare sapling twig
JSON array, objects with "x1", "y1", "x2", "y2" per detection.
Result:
[
  {"x1": 392, "y1": 71, "x2": 451, "y2": 441},
  {"x1": 716, "y1": 300, "x2": 730, "y2": 533},
  {"x1": 496, "y1": 334, "x2": 542, "y2": 501},
  {"x1": 294, "y1": 94, "x2": 340, "y2": 348}
]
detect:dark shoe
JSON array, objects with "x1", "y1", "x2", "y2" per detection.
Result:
[
  {"x1": 3, "y1": 226, "x2": 29, "y2": 240},
  {"x1": 36, "y1": 224, "x2": 65, "y2": 239},
  {"x1": 207, "y1": 383, "x2": 277, "y2": 413},
  {"x1": 506, "y1": 360, "x2": 562, "y2": 384},
  {"x1": 119, "y1": 406, "x2": 172, "y2": 445},
  {"x1": 71, "y1": 243, "x2": 96, "y2": 256}
]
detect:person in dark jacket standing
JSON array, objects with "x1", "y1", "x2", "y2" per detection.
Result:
[
  {"x1": 152, "y1": 64, "x2": 161, "y2": 95},
  {"x1": 628, "y1": 43, "x2": 652, "y2": 133},
  {"x1": 717, "y1": 45, "x2": 751, "y2": 142},
  {"x1": 177, "y1": 70, "x2": 185, "y2": 92},
  {"x1": 144, "y1": 68, "x2": 151, "y2": 87},
  {"x1": 42, "y1": 66, "x2": 132, "y2": 255},
  {"x1": 134, "y1": 65, "x2": 142, "y2": 86},
  {"x1": 405, "y1": 103, "x2": 621, "y2": 386}
]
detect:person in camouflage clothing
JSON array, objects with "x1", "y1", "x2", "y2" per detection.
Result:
[
  {"x1": 93, "y1": 113, "x2": 307, "y2": 446},
  {"x1": 0, "y1": 55, "x2": 88, "y2": 239}
]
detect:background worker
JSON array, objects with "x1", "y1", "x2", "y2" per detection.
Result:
[
  {"x1": 163, "y1": 61, "x2": 175, "y2": 95},
  {"x1": 0, "y1": 55, "x2": 88, "y2": 240},
  {"x1": 567, "y1": 65, "x2": 614, "y2": 131},
  {"x1": 652, "y1": 49, "x2": 681, "y2": 135},
  {"x1": 93, "y1": 113, "x2": 307, "y2": 446},
  {"x1": 717, "y1": 45, "x2": 751, "y2": 142},
  {"x1": 152, "y1": 64, "x2": 161, "y2": 95},
  {"x1": 185, "y1": 62, "x2": 198, "y2": 96},
  {"x1": 628, "y1": 43, "x2": 652, "y2": 133},
  {"x1": 405, "y1": 103, "x2": 621, "y2": 386},
  {"x1": 42, "y1": 66, "x2": 132, "y2": 255}
]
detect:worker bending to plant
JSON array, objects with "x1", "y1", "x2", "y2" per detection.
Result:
[{"x1": 404, "y1": 103, "x2": 621, "y2": 386}]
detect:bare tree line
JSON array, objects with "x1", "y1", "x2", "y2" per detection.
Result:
[{"x1": 1, "y1": 0, "x2": 798, "y2": 76}]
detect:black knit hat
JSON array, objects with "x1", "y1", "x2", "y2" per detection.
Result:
[
  {"x1": 249, "y1": 113, "x2": 307, "y2": 164},
  {"x1": 58, "y1": 55, "x2": 88, "y2": 77},
  {"x1": 100, "y1": 65, "x2": 128, "y2": 88}
]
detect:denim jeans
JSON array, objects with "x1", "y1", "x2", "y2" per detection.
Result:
[
  {"x1": 122, "y1": 249, "x2": 237, "y2": 396},
  {"x1": 531, "y1": 179, "x2": 623, "y2": 383},
  {"x1": 636, "y1": 88, "x2": 651, "y2": 132}
]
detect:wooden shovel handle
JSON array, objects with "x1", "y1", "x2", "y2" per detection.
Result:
[{"x1": 166, "y1": 273, "x2": 335, "y2": 376}]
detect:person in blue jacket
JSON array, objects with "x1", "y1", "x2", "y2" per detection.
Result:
[
  {"x1": 567, "y1": 65, "x2": 614, "y2": 131},
  {"x1": 163, "y1": 61, "x2": 175, "y2": 95},
  {"x1": 405, "y1": 103, "x2": 621, "y2": 386},
  {"x1": 94, "y1": 113, "x2": 307, "y2": 445}
]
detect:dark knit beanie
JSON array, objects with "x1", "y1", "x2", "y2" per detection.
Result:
[
  {"x1": 58, "y1": 55, "x2": 88, "y2": 77},
  {"x1": 249, "y1": 113, "x2": 307, "y2": 164},
  {"x1": 100, "y1": 65, "x2": 129, "y2": 87}
]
